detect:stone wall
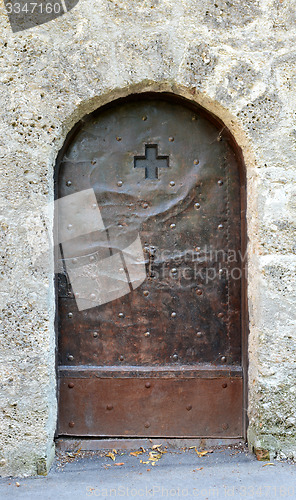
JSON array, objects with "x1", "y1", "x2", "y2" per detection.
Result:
[{"x1": 0, "y1": 0, "x2": 295, "y2": 476}]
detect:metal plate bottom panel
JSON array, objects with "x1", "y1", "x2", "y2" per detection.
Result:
[{"x1": 58, "y1": 377, "x2": 243, "y2": 438}]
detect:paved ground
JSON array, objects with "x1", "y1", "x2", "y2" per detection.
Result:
[{"x1": 0, "y1": 444, "x2": 295, "y2": 499}]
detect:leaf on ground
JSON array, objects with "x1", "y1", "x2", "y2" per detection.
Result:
[
  {"x1": 140, "y1": 447, "x2": 146, "y2": 452},
  {"x1": 114, "y1": 463, "x2": 124, "y2": 466},
  {"x1": 195, "y1": 449, "x2": 213, "y2": 457},
  {"x1": 262, "y1": 463, "x2": 275, "y2": 467},
  {"x1": 106, "y1": 452, "x2": 116, "y2": 461},
  {"x1": 152, "y1": 444, "x2": 162, "y2": 450},
  {"x1": 112, "y1": 449, "x2": 117, "y2": 455},
  {"x1": 140, "y1": 460, "x2": 149, "y2": 464},
  {"x1": 130, "y1": 451, "x2": 143, "y2": 457},
  {"x1": 193, "y1": 467, "x2": 203, "y2": 472},
  {"x1": 148, "y1": 451, "x2": 162, "y2": 461}
]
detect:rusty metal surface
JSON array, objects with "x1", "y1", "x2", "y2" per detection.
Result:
[
  {"x1": 56, "y1": 96, "x2": 244, "y2": 438},
  {"x1": 58, "y1": 376, "x2": 243, "y2": 437}
]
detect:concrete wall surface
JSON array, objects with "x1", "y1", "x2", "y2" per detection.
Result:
[{"x1": 0, "y1": 0, "x2": 295, "y2": 476}]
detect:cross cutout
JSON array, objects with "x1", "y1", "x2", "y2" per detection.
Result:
[{"x1": 134, "y1": 144, "x2": 169, "y2": 180}]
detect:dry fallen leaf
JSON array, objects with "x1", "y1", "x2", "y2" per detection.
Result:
[
  {"x1": 193, "y1": 467, "x2": 203, "y2": 472},
  {"x1": 262, "y1": 463, "x2": 275, "y2": 467},
  {"x1": 148, "y1": 451, "x2": 162, "y2": 461},
  {"x1": 15, "y1": 482, "x2": 20, "y2": 487},
  {"x1": 130, "y1": 451, "x2": 143, "y2": 456},
  {"x1": 114, "y1": 463, "x2": 124, "y2": 466},
  {"x1": 195, "y1": 449, "x2": 213, "y2": 457},
  {"x1": 106, "y1": 452, "x2": 116, "y2": 461},
  {"x1": 140, "y1": 447, "x2": 146, "y2": 452},
  {"x1": 112, "y1": 449, "x2": 117, "y2": 455},
  {"x1": 152, "y1": 444, "x2": 162, "y2": 450}
]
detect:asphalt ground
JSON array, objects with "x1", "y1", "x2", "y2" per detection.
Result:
[{"x1": 0, "y1": 444, "x2": 295, "y2": 499}]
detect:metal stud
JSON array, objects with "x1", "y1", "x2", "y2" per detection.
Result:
[
  {"x1": 117, "y1": 180, "x2": 123, "y2": 187},
  {"x1": 221, "y1": 356, "x2": 227, "y2": 363},
  {"x1": 192, "y1": 116, "x2": 198, "y2": 121},
  {"x1": 106, "y1": 404, "x2": 113, "y2": 411},
  {"x1": 68, "y1": 312, "x2": 73, "y2": 319},
  {"x1": 145, "y1": 382, "x2": 151, "y2": 388},
  {"x1": 116, "y1": 136, "x2": 122, "y2": 141},
  {"x1": 119, "y1": 355, "x2": 124, "y2": 361},
  {"x1": 170, "y1": 223, "x2": 176, "y2": 229},
  {"x1": 186, "y1": 405, "x2": 192, "y2": 411},
  {"x1": 69, "y1": 421, "x2": 75, "y2": 428},
  {"x1": 196, "y1": 331, "x2": 203, "y2": 337},
  {"x1": 142, "y1": 116, "x2": 147, "y2": 121},
  {"x1": 66, "y1": 180, "x2": 72, "y2": 186},
  {"x1": 169, "y1": 181, "x2": 175, "y2": 187},
  {"x1": 143, "y1": 290, "x2": 149, "y2": 296},
  {"x1": 72, "y1": 258, "x2": 77, "y2": 264},
  {"x1": 144, "y1": 422, "x2": 150, "y2": 428},
  {"x1": 218, "y1": 224, "x2": 224, "y2": 230},
  {"x1": 222, "y1": 383, "x2": 228, "y2": 388},
  {"x1": 196, "y1": 289, "x2": 203, "y2": 296},
  {"x1": 218, "y1": 180, "x2": 223, "y2": 186},
  {"x1": 118, "y1": 312, "x2": 124, "y2": 318},
  {"x1": 93, "y1": 332, "x2": 98, "y2": 338},
  {"x1": 89, "y1": 255, "x2": 95, "y2": 262},
  {"x1": 194, "y1": 203, "x2": 200, "y2": 210},
  {"x1": 68, "y1": 382, "x2": 74, "y2": 389},
  {"x1": 142, "y1": 202, "x2": 149, "y2": 209},
  {"x1": 171, "y1": 268, "x2": 177, "y2": 274},
  {"x1": 193, "y1": 159, "x2": 199, "y2": 165},
  {"x1": 91, "y1": 160, "x2": 96, "y2": 165},
  {"x1": 218, "y1": 312, "x2": 224, "y2": 318},
  {"x1": 92, "y1": 203, "x2": 97, "y2": 209},
  {"x1": 169, "y1": 136, "x2": 174, "y2": 142},
  {"x1": 172, "y1": 353, "x2": 179, "y2": 361},
  {"x1": 67, "y1": 224, "x2": 72, "y2": 230},
  {"x1": 171, "y1": 312, "x2": 177, "y2": 318},
  {"x1": 68, "y1": 354, "x2": 74, "y2": 361},
  {"x1": 144, "y1": 331, "x2": 150, "y2": 337}
]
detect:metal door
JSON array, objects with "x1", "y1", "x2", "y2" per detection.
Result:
[{"x1": 56, "y1": 95, "x2": 246, "y2": 438}]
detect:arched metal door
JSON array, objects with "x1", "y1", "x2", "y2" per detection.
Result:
[{"x1": 56, "y1": 94, "x2": 246, "y2": 438}]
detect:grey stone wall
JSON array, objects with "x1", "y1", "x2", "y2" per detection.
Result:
[{"x1": 0, "y1": 0, "x2": 295, "y2": 476}]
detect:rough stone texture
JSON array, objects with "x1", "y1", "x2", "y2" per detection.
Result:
[{"x1": 0, "y1": 0, "x2": 295, "y2": 476}]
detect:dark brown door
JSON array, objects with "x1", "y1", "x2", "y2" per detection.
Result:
[{"x1": 56, "y1": 95, "x2": 246, "y2": 438}]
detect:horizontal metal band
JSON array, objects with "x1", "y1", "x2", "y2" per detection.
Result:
[{"x1": 59, "y1": 364, "x2": 242, "y2": 379}]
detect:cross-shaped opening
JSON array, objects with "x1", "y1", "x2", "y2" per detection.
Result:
[{"x1": 134, "y1": 144, "x2": 169, "y2": 180}]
